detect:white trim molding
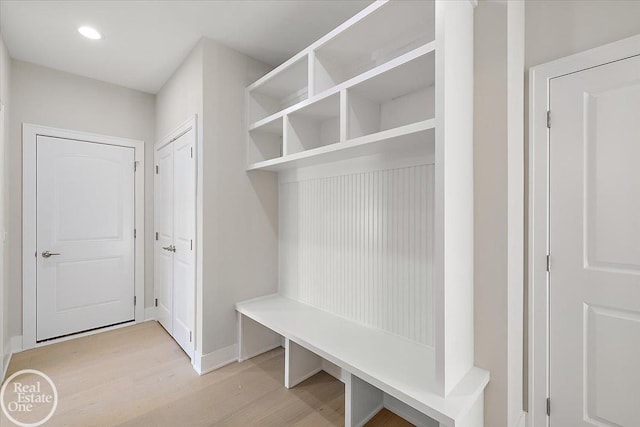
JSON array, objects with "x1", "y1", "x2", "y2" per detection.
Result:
[
  {"x1": 2, "y1": 336, "x2": 23, "y2": 381},
  {"x1": 528, "y1": 34, "x2": 640, "y2": 427},
  {"x1": 2, "y1": 352, "x2": 10, "y2": 381},
  {"x1": 22, "y1": 123, "x2": 145, "y2": 350},
  {"x1": 194, "y1": 344, "x2": 238, "y2": 376}
]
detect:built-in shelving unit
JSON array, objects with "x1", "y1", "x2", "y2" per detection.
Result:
[
  {"x1": 245, "y1": 0, "x2": 441, "y2": 172},
  {"x1": 248, "y1": 56, "x2": 308, "y2": 123},
  {"x1": 246, "y1": 40, "x2": 436, "y2": 170},
  {"x1": 248, "y1": 119, "x2": 434, "y2": 172},
  {"x1": 243, "y1": 1, "x2": 486, "y2": 426},
  {"x1": 313, "y1": 0, "x2": 435, "y2": 94},
  {"x1": 247, "y1": 115, "x2": 283, "y2": 164}
]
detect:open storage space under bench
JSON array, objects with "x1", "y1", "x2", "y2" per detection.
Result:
[{"x1": 237, "y1": 295, "x2": 489, "y2": 427}]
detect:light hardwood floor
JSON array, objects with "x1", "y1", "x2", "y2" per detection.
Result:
[{"x1": 2, "y1": 321, "x2": 412, "y2": 426}]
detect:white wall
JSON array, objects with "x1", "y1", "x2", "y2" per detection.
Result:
[
  {"x1": 7, "y1": 60, "x2": 156, "y2": 341},
  {"x1": 156, "y1": 45, "x2": 204, "y2": 141},
  {"x1": 201, "y1": 38, "x2": 278, "y2": 357},
  {"x1": 525, "y1": 0, "x2": 640, "y2": 69},
  {"x1": 474, "y1": 1, "x2": 524, "y2": 426},
  {"x1": 0, "y1": 34, "x2": 11, "y2": 378}
]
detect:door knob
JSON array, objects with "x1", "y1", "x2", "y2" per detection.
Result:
[{"x1": 41, "y1": 251, "x2": 61, "y2": 258}]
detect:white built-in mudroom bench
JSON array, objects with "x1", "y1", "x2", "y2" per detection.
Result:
[{"x1": 236, "y1": 1, "x2": 489, "y2": 426}]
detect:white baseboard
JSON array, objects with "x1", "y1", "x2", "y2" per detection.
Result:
[
  {"x1": 144, "y1": 307, "x2": 157, "y2": 321},
  {"x1": 194, "y1": 343, "x2": 238, "y2": 375},
  {"x1": 2, "y1": 336, "x2": 22, "y2": 382},
  {"x1": 11, "y1": 335, "x2": 22, "y2": 354},
  {"x1": 2, "y1": 351, "x2": 11, "y2": 381}
]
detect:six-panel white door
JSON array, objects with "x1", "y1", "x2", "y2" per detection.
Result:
[
  {"x1": 154, "y1": 128, "x2": 195, "y2": 359},
  {"x1": 37, "y1": 136, "x2": 135, "y2": 341},
  {"x1": 549, "y1": 54, "x2": 640, "y2": 426}
]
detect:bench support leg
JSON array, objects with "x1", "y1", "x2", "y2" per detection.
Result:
[
  {"x1": 284, "y1": 338, "x2": 322, "y2": 388},
  {"x1": 238, "y1": 313, "x2": 281, "y2": 362},
  {"x1": 345, "y1": 374, "x2": 384, "y2": 427}
]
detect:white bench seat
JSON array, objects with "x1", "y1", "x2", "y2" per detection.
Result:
[{"x1": 236, "y1": 294, "x2": 489, "y2": 427}]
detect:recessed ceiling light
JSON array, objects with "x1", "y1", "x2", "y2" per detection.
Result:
[{"x1": 78, "y1": 26, "x2": 102, "y2": 40}]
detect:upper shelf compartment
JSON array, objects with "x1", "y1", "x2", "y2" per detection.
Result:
[
  {"x1": 248, "y1": 55, "x2": 309, "y2": 123},
  {"x1": 347, "y1": 50, "x2": 435, "y2": 140},
  {"x1": 312, "y1": 0, "x2": 435, "y2": 94}
]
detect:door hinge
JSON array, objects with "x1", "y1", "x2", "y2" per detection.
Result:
[
  {"x1": 134, "y1": 296, "x2": 137, "y2": 306},
  {"x1": 155, "y1": 232, "x2": 159, "y2": 241},
  {"x1": 134, "y1": 161, "x2": 139, "y2": 172},
  {"x1": 189, "y1": 331, "x2": 192, "y2": 342},
  {"x1": 190, "y1": 240, "x2": 193, "y2": 250},
  {"x1": 134, "y1": 229, "x2": 137, "y2": 239},
  {"x1": 546, "y1": 110, "x2": 551, "y2": 128},
  {"x1": 155, "y1": 165, "x2": 159, "y2": 174},
  {"x1": 190, "y1": 147, "x2": 193, "y2": 158},
  {"x1": 154, "y1": 298, "x2": 158, "y2": 307},
  {"x1": 546, "y1": 397, "x2": 551, "y2": 416},
  {"x1": 546, "y1": 254, "x2": 551, "y2": 272}
]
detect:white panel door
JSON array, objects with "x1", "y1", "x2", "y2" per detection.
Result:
[
  {"x1": 550, "y1": 55, "x2": 640, "y2": 426},
  {"x1": 155, "y1": 142, "x2": 174, "y2": 335},
  {"x1": 154, "y1": 128, "x2": 195, "y2": 359},
  {"x1": 37, "y1": 136, "x2": 135, "y2": 341},
  {"x1": 171, "y1": 132, "x2": 195, "y2": 359}
]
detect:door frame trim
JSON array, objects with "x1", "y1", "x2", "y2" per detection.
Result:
[
  {"x1": 528, "y1": 34, "x2": 640, "y2": 427},
  {"x1": 22, "y1": 123, "x2": 145, "y2": 350}
]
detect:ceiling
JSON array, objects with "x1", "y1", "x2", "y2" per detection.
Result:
[{"x1": 0, "y1": 0, "x2": 372, "y2": 94}]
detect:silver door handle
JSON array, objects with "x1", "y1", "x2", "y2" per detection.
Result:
[
  {"x1": 42, "y1": 251, "x2": 61, "y2": 258},
  {"x1": 162, "y1": 245, "x2": 176, "y2": 252}
]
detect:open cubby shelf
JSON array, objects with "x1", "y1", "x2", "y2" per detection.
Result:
[
  {"x1": 243, "y1": 1, "x2": 487, "y2": 425},
  {"x1": 312, "y1": 0, "x2": 435, "y2": 94},
  {"x1": 248, "y1": 55, "x2": 309, "y2": 124},
  {"x1": 247, "y1": 116, "x2": 283, "y2": 164},
  {"x1": 248, "y1": 119, "x2": 435, "y2": 172},
  {"x1": 247, "y1": 44, "x2": 435, "y2": 170}
]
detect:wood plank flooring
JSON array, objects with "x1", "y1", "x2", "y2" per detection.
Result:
[{"x1": 2, "y1": 321, "x2": 412, "y2": 426}]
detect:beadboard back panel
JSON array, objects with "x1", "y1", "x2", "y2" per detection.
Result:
[{"x1": 279, "y1": 164, "x2": 434, "y2": 346}]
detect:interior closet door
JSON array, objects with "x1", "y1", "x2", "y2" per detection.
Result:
[
  {"x1": 549, "y1": 54, "x2": 640, "y2": 425},
  {"x1": 171, "y1": 131, "x2": 195, "y2": 359},
  {"x1": 155, "y1": 142, "x2": 174, "y2": 335},
  {"x1": 154, "y1": 127, "x2": 195, "y2": 359}
]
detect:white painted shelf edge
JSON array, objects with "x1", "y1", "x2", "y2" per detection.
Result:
[
  {"x1": 236, "y1": 294, "x2": 489, "y2": 426},
  {"x1": 247, "y1": 0, "x2": 389, "y2": 92},
  {"x1": 247, "y1": 119, "x2": 435, "y2": 172},
  {"x1": 248, "y1": 41, "x2": 436, "y2": 131}
]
